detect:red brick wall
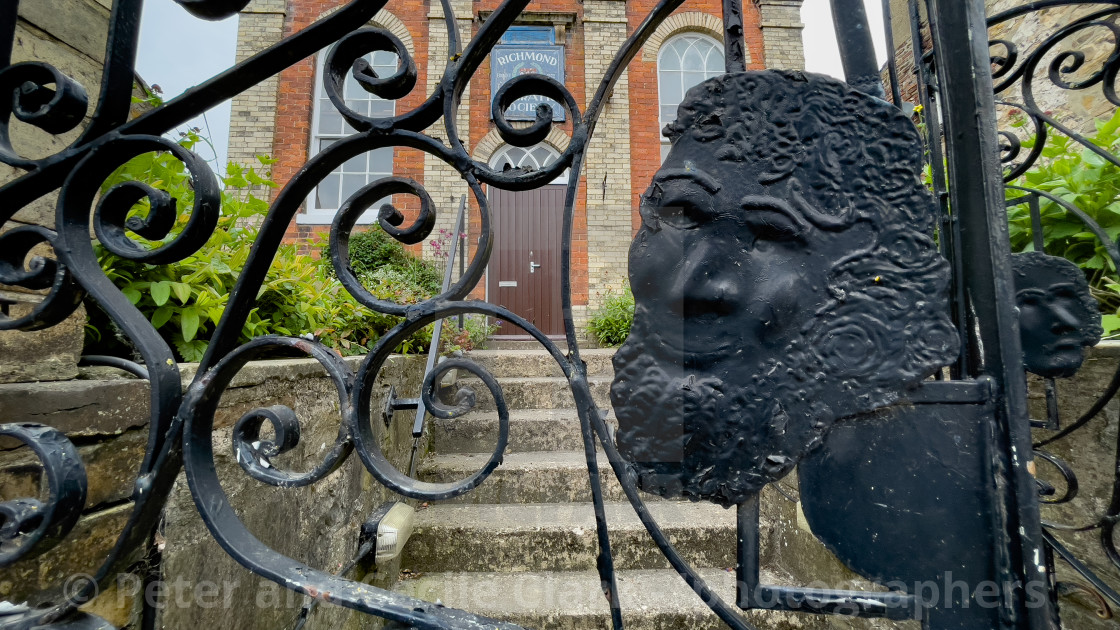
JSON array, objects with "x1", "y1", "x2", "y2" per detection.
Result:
[
  {"x1": 272, "y1": 0, "x2": 430, "y2": 247},
  {"x1": 626, "y1": 0, "x2": 768, "y2": 233},
  {"x1": 271, "y1": 0, "x2": 767, "y2": 307}
]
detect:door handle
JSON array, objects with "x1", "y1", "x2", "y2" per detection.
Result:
[{"x1": 529, "y1": 262, "x2": 542, "y2": 273}]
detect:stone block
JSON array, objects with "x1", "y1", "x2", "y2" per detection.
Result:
[
  {"x1": 0, "y1": 301, "x2": 85, "y2": 384},
  {"x1": 0, "y1": 377, "x2": 150, "y2": 446}
]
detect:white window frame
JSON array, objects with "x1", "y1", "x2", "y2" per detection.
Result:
[
  {"x1": 488, "y1": 142, "x2": 569, "y2": 185},
  {"x1": 299, "y1": 51, "x2": 398, "y2": 225},
  {"x1": 657, "y1": 32, "x2": 724, "y2": 162}
]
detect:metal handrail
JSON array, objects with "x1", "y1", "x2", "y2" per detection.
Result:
[{"x1": 407, "y1": 194, "x2": 468, "y2": 477}]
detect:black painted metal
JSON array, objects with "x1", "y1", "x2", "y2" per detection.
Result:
[{"x1": 2, "y1": 0, "x2": 1117, "y2": 628}]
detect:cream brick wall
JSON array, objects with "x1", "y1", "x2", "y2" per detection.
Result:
[
  {"x1": 583, "y1": 0, "x2": 633, "y2": 315},
  {"x1": 423, "y1": 0, "x2": 476, "y2": 265},
  {"x1": 228, "y1": 3, "x2": 285, "y2": 177},
  {"x1": 756, "y1": 0, "x2": 805, "y2": 70}
]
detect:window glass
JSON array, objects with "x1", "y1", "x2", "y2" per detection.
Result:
[
  {"x1": 657, "y1": 33, "x2": 724, "y2": 157},
  {"x1": 309, "y1": 51, "x2": 400, "y2": 214}
]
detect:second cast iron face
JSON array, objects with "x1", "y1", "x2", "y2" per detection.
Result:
[{"x1": 611, "y1": 70, "x2": 961, "y2": 506}]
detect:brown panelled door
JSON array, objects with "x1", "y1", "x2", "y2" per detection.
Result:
[{"x1": 487, "y1": 185, "x2": 566, "y2": 337}]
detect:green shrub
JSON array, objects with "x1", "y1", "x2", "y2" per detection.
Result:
[
  {"x1": 1006, "y1": 109, "x2": 1120, "y2": 333},
  {"x1": 440, "y1": 313, "x2": 500, "y2": 354},
  {"x1": 588, "y1": 285, "x2": 634, "y2": 347},
  {"x1": 326, "y1": 227, "x2": 442, "y2": 295},
  {"x1": 89, "y1": 131, "x2": 432, "y2": 361}
]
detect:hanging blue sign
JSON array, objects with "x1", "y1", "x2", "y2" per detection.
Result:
[{"x1": 490, "y1": 45, "x2": 566, "y2": 122}]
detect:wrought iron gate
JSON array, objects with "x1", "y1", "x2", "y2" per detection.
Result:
[{"x1": 1, "y1": 0, "x2": 1120, "y2": 628}]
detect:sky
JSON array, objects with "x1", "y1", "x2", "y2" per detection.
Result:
[{"x1": 134, "y1": 0, "x2": 889, "y2": 170}]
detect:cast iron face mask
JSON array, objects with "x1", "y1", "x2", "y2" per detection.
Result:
[
  {"x1": 610, "y1": 70, "x2": 961, "y2": 507},
  {"x1": 1011, "y1": 251, "x2": 1103, "y2": 379}
]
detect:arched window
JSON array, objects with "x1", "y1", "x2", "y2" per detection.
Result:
[
  {"x1": 657, "y1": 33, "x2": 724, "y2": 161},
  {"x1": 490, "y1": 143, "x2": 568, "y2": 184},
  {"x1": 300, "y1": 50, "x2": 399, "y2": 224}
]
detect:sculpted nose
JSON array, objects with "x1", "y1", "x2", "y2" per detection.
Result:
[
  {"x1": 1048, "y1": 302, "x2": 1080, "y2": 334},
  {"x1": 667, "y1": 247, "x2": 740, "y2": 318}
]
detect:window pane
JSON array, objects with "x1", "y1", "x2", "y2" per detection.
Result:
[
  {"x1": 346, "y1": 99, "x2": 368, "y2": 117},
  {"x1": 660, "y1": 76, "x2": 683, "y2": 108},
  {"x1": 316, "y1": 174, "x2": 341, "y2": 209},
  {"x1": 682, "y1": 46, "x2": 705, "y2": 72},
  {"x1": 369, "y1": 147, "x2": 393, "y2": 175},
  {"x1": 661, "y1": 105, "x2": 677, "y2": 125},
  {"x1": 682, "y1": 70, "x2": 707, "y2": 92},
  {"x1": 319, "y1": 138, "x2": 336, "y2": 153},
  {"x1": 660, "y1": 46, "x2": 682, "y2": 71},
  {"x1": 369, "y1": 100, "x2": 394, "y2": 118},
  {"x1": 707, "y1": 49, "x2": 725, "y2": 73},
  {"x1": 341, "y1": 174, "x2": 366, "y2": 204},
  {"x1": 318, "y1": 99, "x2": 344, "y2": 135},
  {"x1": 530, "y1": 147, "x2": 552, "y2": 166},
  {"x1": 342, "y1": 153, "x2": 366, "y2": 173},
  {"x1": 506, "y1": 147, "x2": 527, "y2": 165}
]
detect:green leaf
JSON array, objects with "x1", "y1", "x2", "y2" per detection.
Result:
[
  {"x1": 181, "y1": 309, "x2": 200, "y2": 342},
  {"x1": 151, "y1": 280, "x2": 171, "y2": 306},
  {"x1": 152, "y1": 306, "x2": 174, "y2": 329},
  {"x1": 171, "y1": 282, "x2": 192, "y2": 304},
  {"x1": 1103, "y1": 314, "x2": 1120, "y2": 336},
  {"x1": 122, "y1": 287, "x2": 141, "y2": 305}
]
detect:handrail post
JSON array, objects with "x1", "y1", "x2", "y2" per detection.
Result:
[{"x1": 407, "y1": 195, "x2": 468, "y2": 477}]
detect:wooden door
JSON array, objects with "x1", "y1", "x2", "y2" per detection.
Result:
[{"x1": 487, "y1": 185, "x2": 566, "y2": 337}]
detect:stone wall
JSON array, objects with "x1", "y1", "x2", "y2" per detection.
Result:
[
  {"x1": 885, "y1": 0, "x2": 1119, "y2": 134},
  {"x1": 755, "y1": 0, "x2": 806, "y2": 71},
  {"x1": 0, "y1": 0, "x2": 116, "y2": 384},
  {"x1": 0, "y1": 354, "x2": 426, "y2": 629}
]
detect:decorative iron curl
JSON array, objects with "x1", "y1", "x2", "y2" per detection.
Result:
[
  {"x1": 173, "y1": 0, "x2": 253, "y2": 21},
  {"x1": 0, "y1": 424, "x2": 87, "y2": 567},
  {"x1": 0, "y1": 226, "x2": 85, "y2": 331},
  {"x1": 997, "y1": 101, "x2": 1047, "y2": 180},
  {"x1": 1034, "y1": 449, "x2": 1080, "y2": 506},
  {"x1": 181, "y1": 335, "x2": 526, "y2": 630},
  {"x1": 351, "y1": 305, "x2": 512, "y2": 501},
  {"x1": 0, "y1": 62, "x2": 88, "y2": 167},
  {"x1": 989, "y1": 6, "x2": 1120, "y2": 96},
  {"x1": 991, "y1": 39, "x2": 1020, "y2": 81},
  {"x1": 188, "y1": 336, "x2": 356, "y2": 488},
  {"x1": 492, "y1": 74, "x2": 581, "y2": 148},
  {"x1": 324, "y1": 28, "x2": 419, "y2": 131},
  {"x1": 85, "y1": 136, "x2": 221, "y2": 265}
]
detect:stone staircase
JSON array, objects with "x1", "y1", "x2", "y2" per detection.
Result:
[{"x1": 396, "y1": 348, "x2": 863, "y2": 630}]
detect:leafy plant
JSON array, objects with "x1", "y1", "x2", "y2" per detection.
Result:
[
  {"x1": 326, "y1": 226, "x2": 442, "y2": 295},
  {"x1": 1006, "y1": 109, "x2": 1120, "y2": 333},
  {"x1": 588, "y1": 285, "x2": 634, "y2": 347},
  {"x1": 439, "y1": 314, "x2": 500, "y2": 354},
  {"x1": 89, "y1": 131, "x2": 433, "y2": 361}
]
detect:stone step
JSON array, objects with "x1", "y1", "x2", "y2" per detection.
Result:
[
  {"x1": 456, "y1": 376, "x2": 612, "y2": 411},
  {"x1": 404, "y1": 502, "x2": 736, "y2": 573},
  {"x1": 461, "y1": 348, "x2": 615, "y2": 379},
  {"x1": 484, "y1": 339, "x2": 600, "y2": 351},
  {"x1": 420, "y1": 451, "x2": 629, "y2": 504},
  {"x1": 428, "y1": 410, "x2": 617, "y2": 455},
  {"x1": 395, "y1": 568, "x2": 836, "y2": 630}
]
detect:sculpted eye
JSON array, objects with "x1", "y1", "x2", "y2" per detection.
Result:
[
  {"x1": 743, "y1": 210, "x2": 804, "y2": 242},
  {"x1": 655, "y1": 203, "x2": 704, "y2": 230}
]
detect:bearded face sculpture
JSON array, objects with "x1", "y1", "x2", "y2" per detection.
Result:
[
  {"x1": 610, "y1": 70, "x2": 961, "y2": 507},
  {"x1": 1011, "y1": 251, "x2": 1102, "y2": 379}
]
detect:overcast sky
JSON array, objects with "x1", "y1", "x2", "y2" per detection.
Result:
[{"x1": 134, "y1": 0, "x2": 889, "y2": 170}]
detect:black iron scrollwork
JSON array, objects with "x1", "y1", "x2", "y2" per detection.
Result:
[{"x1": 3, "y1": 0, "x2": 1112, "y2": 628}]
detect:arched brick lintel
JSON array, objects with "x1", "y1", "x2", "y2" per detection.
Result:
[{"x1": 640, "y1": 12, "x2": 728, "y2": 63}]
